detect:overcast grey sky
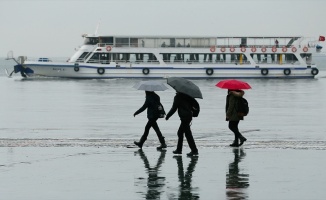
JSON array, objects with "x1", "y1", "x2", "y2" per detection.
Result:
[{"x1": 1, "y1": 0, "x2": 325, "y2": 58}]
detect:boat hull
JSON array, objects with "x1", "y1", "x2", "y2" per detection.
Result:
[{"x1": 22, "y1": 62, "x2": 317, "y2": 79}]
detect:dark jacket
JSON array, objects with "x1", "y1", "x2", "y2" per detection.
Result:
[
  {"x1": 226, "y1": 91, "x2": 244, "y2": 121},
  {"x1": 166, "y1": 93, "x2": 194, "y2": 120},
  {"x1": 134, "y1": 92, "x2": 161, "y2": 119}
]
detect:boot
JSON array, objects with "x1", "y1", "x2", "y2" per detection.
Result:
[
  {"x1": 229, "y1": 140, "x2": 239, "y2": 147},
  {"x1": 134, "y1": 136, "x2": 146, "y2": 149},
  {"x1": 156, "y1": 143, "x2": 167, "y2": 150},
  {"x1": 173, "y1": 149, "x2": 182, "y2": 154},
  {"x1": 157, "y1": 137, "x2": 167, "y2": 150},
  {"x1": 239, "y1": 136, "x2": 247, "y2": 146},
  {"x1": 134, "y1": 141, "x2": 143, "y2": 149}
]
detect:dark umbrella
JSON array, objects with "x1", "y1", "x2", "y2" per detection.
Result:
[
  {"x1": 215, "y1": 79, "x2": 252, "y2": 90},
  {"x1": 167, "y1": 77, "x2": 203, "y2": 99}
]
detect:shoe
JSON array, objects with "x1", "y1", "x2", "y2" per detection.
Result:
[
  {"x1": 173, "y1": 150, "x2": 182, "y2": 154},
  {"x1": 134, "y1": 141, "x2": 143, "y2": 149},
  {"x1": 156, "y1": 143, "x2": 167, "y2": 150},
  {"x1": 187, "y1": 151, "x2": 199, "y2": 156},
  {"x1": 239, "y1": 137, "x2": 247, "y2": 146},
  {"x1": 229, "y1": 140, "x2": 239, "y2": 147}
]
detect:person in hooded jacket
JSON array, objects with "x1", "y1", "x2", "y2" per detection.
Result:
[
  {"x1": 165, "y1": 92, "x2": 198, "y2": 156},
  {"x1": 226, "y1": 90, "x2": 247, "y2": 147},
  {"x1": 134, "y1": 91, "x2": 167, "y2": 150}
]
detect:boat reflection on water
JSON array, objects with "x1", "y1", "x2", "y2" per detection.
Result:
[
  {"x1": 174, "y1": 155, "x2": 200, "y2": 199},
  {"x1": 134, "y1": 149, "x2": 166, "y2": 199},
  {"x1": 226, "y1": 148, "x2": 250, "y2": 200}
]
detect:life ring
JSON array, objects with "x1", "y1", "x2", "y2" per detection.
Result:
[
  {"x1": 292, "y1": 46, "x2": 297, "y2": 52},
  {"x1": 261, "y1": 46, "x2": 267, "y2": 52},
  {"x1": 206, "y1": 68, "x2": 214, "y2": 75},
  {"x1": 303, "y1": 46, "x2": 308, "y2": 52},
  {"x1": 261, "y1": 68, "x2": 269, "y2": 75},
  {"x1": 241, "y1": 47, "x2": 246, "y2": 52},
  {"x1": 210, "y1": 46, "x2": 216, "y2": 52},
  {"x1": 230, "y1": 46, "x2": 235, "y2": 52},
  {"x1": 282, "y1": 46, "x2": 287, "y2": 53},
  {"x1": 311, "y1": 68, "x2": 319, "y2": 75},
  {"x1": 74, "y1": 66, "x2": 79, "y2": 72},
  {"x1": 251, "y1": 46, "x2": 257, "y2": 52},
  {"x1": 272, "y1": 46, "x2": 277, "y2": 52},
  {"x1": 97, "y1": 68, "x2": 105, "y2": 75},
  {"x1": 106, "y1": 45, "x2": 112, "y2": 51},
  {"x1": 220, "y1": 46, "x2": 226, "y2": 52},
  {"x1": 283, "y1": 68, "x2": 291, "y2": 76},
  {"x1": 142, "y1": 68, "x2": 150, "y2": 75}
]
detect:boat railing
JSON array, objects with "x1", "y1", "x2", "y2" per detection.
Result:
[{"x1": 97, "y1": 42, "x2": 314, "y2": 49}]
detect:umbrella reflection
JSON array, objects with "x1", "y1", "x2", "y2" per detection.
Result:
[
  {"x1": 226, "y1": 148, "x2": 250, "y2": 200},
  {"x1": 174, "y1": 156, "x2": 200, "y2": 199},
  {"x1": 135, "y1": 149, "x2": 166, "y2": 199}
]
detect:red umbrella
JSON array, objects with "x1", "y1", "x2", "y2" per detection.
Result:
[{"x1": 215, "y1": 79, "x2": 252, "y2": 90}]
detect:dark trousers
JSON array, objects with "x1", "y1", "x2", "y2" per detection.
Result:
[
  {"x1": 228, "y1": 121, "x2": 243, "y2": 142},
  {"x1": 140, "y1": 118, "x2": 165, "y2": 144},
  {"x1": 176, "y1": 118, "x2": 198, "y2": 153}
]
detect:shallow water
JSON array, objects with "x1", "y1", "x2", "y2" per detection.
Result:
[
  {"x1": 1, "y1": 58, "x2": 326, "y2": 199},
  {"x1": 1, "y1": 147, "x2": 326, "y2": 200}
]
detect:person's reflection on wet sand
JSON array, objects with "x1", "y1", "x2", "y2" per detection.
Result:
[
  {"x1": 226, "y1": 148, "x2": 250, "y2": 200},
  {"x1": 174, "y1": 156, "x2": 200, "y2": 199},
  {"x1": 135, "y1": 149, "x2": 166, "y2": 199}
]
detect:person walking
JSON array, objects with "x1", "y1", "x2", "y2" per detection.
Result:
[
  {"x1": 134, "y1": 91, "x2": 167, "y2": 150},
  {"x1": 226, "y1": 90, "x2": 247, "y2": 147},
  {"x1": 165, "y1": 92, "x2": 198, "y2": 156}
]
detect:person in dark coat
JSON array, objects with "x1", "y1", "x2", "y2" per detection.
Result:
[
  {"x1": 226, "y1": 90, "x2": 247, "y2": 147},
  {"x1": 165, "y1": 92, "x2": 198, "y2": 156},
  {"x1": 134, "y1": 91, "x2": 166, "y2": 149}
]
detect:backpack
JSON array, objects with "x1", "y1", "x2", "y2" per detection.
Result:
[
  {"x1": 237, "y1": 97, "x2": 249, "y2": 117},
  {"x1": 191, "y1": 98, "x2": 200, "y2": 117},
  {"x1": 157, "y1": 103, "x2": 166, "y2": 118}
]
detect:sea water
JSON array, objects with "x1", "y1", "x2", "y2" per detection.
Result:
[{"x1": 0, "y1": 57, "x2": 325, "y2": 148}]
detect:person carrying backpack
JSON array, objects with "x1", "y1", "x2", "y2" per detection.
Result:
[
  {"x1": 165, "y1": 92, "x2": 199, "y2": 156},
  {"x1": 134, "y1": 91, "x2": 167, "y2": 150},
  {"x1": 226, "y1": 89, "x2": 247, "y2": 147}
]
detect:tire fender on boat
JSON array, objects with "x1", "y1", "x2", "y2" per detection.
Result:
[
  {"x1": 282, "y1": 46, "x2": 287, "y2": 53},
  {"x1": 261, "y1": 68, "x2": 269, "y2": 75},
  {"x1": 283, "y1": 68, "x2": 291, "y2": 76},
  {"x1": 311, "y1": 68, "x2": 319, "y2": 75},
  {"x1": 272, "y1": 46, "x2": 277, "y2": 53},
  {"x1": 251, "y1": 46, "x2": 257, "y2": 52},
  {"x1": 97, "y1": 68, "x2": 105, "y2": 75},
  {"x1": 142, "y1": 68, "x2": 150, "y2": 75},
  {"x1": 210, "y1": 46, "x2": 216, "y2": 52},
  {"x1": 303, "y1": 46, "x2": 308, "y2": 52},
  {"x1": 74, "y1": 66, "x2": 79, "y2": 72},
  {"x1": 261, "y1": 46, "x2": 267, "y2": 52},
  {"x1": 241, "y1": 47, "x2": 246, "y2": 52},
  {"x1": 292, "y1": 46, "x2": 297, "y2": 52},
  {"x1": 106, "y1": 46, "x2": 112, "y2": 51},
  {"x1": 206, "y1": 68, "x2": 214, "y2": 75},
  {"x1": 220, "y1": 47, "x2": 226, "y2": 52},
  {"x1": 230, "y1": 46, "x2": 235, "y2": 52}
]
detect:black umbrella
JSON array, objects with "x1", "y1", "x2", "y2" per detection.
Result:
[{"x1": 167, "y1": 77, "x2": 203, "y2": 99}]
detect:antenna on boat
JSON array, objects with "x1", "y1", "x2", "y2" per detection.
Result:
[{"x1": 94, "y1": 19, "x2": 101, "y2": 36}]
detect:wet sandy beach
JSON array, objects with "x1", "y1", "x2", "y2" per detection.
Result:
[{"x1": 1, "y1": 146, "x2": 325, "y2": 200}]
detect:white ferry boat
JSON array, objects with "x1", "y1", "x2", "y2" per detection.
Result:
[{"x1": 9, "y1": 35, "x2": 323, "y2": 79}]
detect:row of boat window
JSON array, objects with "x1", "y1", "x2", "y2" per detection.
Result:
[{"x1": 77, "y1": 52, "x2": 308, "y2": 64}]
